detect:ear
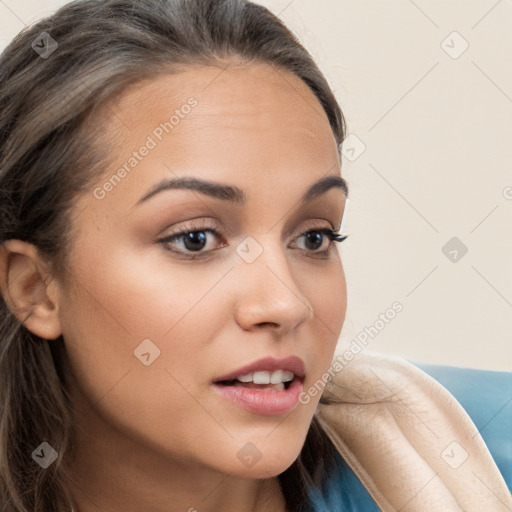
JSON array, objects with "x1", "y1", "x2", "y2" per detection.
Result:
[{"x1": 0, "y1": 239, "x2": 63, "y2": 340}]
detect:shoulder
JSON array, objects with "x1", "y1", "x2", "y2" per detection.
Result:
[{"x1": 315, "y1": 351, "x2": 512, "y2": 511}]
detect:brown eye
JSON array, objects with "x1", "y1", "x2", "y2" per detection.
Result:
[
  {"x1": 292, "y1": 228, "x2": 347, "y2": 257},
  {"x1": 158, "y1": 228, "x2": 221, "y2": 255},
  {"x1": 303, "y1": 231, "x2": 325, "y2": 251},
  {"x1": 176, "y1": 230, "x2": 208, "y2": 252},
  {"x1": 157, "y1": 222, "x2": 347, "y2": 260}
]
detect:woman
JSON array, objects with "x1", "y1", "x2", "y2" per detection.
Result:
[{"x1": 0, "y1": 1, "x2": 509, "y2": 511}]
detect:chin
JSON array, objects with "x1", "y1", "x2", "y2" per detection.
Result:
[
  {"x1": 232, "y1": 454, "x2": 299, "y2": 480},
  {"x1": 226, "y1": 433, "x2": 306, "y2": 479}
]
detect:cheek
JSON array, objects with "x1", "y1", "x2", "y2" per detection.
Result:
[
  {"x1": 302, "y1": 258, "x2": 347, "y2": 387},
  {"x1": 57, "y1": 244, "x2": 233, "y2": 435},
  {"x1": 58, "y1": 265, "x2": 225, "y2": 465},
  {"x1": 63, "y1": 237, "x2": 227, "y2": 340}
]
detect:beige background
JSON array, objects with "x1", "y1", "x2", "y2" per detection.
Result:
[{"x1": 1, "y1": 0, "x2": 511, "y2": 371}]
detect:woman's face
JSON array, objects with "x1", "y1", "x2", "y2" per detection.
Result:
[{"x1": 58, "y1": 63, "x2": 347, "y2": 479}]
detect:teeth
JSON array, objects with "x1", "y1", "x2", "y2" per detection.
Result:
[
  {"x1": 236, "y1": 370, "x2": 295, "y2": 384},
  {"x1": 234, "y1": 381, "x2": 285, "y2": 391},
  {"x1": 253, "y1": 371, "x2": 270, "y2": 384}
]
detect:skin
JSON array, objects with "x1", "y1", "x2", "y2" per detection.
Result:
[{"x1": 0, "y1": 63, "x2": 347, "y2": 512}]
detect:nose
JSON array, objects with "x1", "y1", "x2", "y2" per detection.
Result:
[{"x1": 232, "y1": 235, "x2": 314, "y2": 335}]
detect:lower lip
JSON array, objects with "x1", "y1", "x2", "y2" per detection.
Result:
[{"x1": 211, "y1": 378, "x2": 304, "y2": 415}]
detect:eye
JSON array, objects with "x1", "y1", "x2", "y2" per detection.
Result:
[
  {"x1": 167, "y1": 229, "x2": 219, "y2": 254},
  {"x1": 292, "y1": 228, "x2": 348, "y2": 257},
  {"x1": 156, "y1": 221, "x2": 348, "y2": 259}
]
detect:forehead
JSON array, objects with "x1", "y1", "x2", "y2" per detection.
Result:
[
  {"x1": 78, "y1": 63, "x2": 341, "y2": 221},
  {"x1": 105, "y1": 62, "x2": 336, "y2": 150}
]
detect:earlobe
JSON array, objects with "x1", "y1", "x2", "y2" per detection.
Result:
[{"x1": 0, "y1": 239, "x2": 63, "y2": 340}]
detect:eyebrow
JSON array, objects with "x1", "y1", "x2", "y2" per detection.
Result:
[{"x1": 134, "y1": 174, "x2": 348, "y2": 207}]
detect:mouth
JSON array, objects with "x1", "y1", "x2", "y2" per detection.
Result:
[
  {"x1": 211, "y1": 356, "x2": 306, "y2": 415},
  {"x1": 214, "y1": 375, "x2": 301, "y2": 391},
  {"x1": 211, "y1": 374, "x2": 305, "y2": 415}
]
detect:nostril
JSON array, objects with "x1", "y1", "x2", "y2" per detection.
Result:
[{"x1": 256, "y1": 322, "x2": 279, "y2": 328}]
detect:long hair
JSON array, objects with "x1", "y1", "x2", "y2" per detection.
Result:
[{"x1": 0, "y1": 1, "x2": 347, "y2": 510}]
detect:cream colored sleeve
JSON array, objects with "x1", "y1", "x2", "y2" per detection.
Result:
[{"x1": 315, "y1": 351, "x2": 512, "y2": 511}]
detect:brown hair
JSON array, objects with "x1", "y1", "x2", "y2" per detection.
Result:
[{"x1": 0, "y1": 1, "x2": 347, "y2": 510}]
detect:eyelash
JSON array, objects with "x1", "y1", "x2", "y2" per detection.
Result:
[{"x1": 156, "y1": 221, "x2": 348, "y2": 260}]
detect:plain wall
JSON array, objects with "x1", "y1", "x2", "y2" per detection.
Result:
[{"x1": 1, "y1": 0, "x2": 511, "y2": 370}]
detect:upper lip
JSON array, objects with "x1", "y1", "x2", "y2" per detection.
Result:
[{"x1": 212, "y1": 356, "x2": 306, "y2": 383}]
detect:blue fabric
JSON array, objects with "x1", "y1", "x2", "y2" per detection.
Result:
[
  {"x1": 304, "y1": 448, "x2": 376, "y2": 512},
  {"x1": 304, "y1": 362, "x2": 512, "y2": 511},
  {"x1": 414, "y1": 363, "x2": 512, "y2": 493}
]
